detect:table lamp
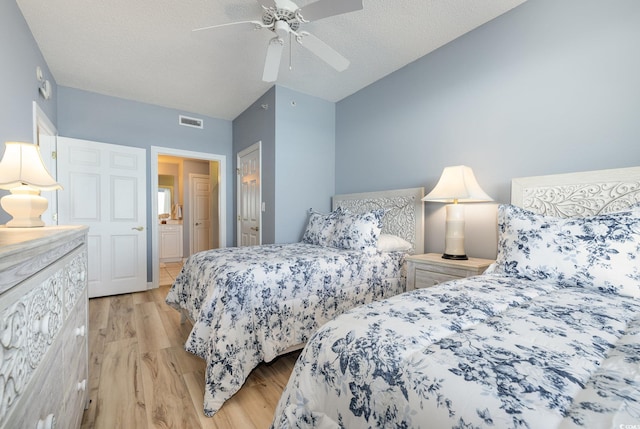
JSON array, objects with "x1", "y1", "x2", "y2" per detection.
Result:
[
  {"x1": 0, "y1": 142, "x2": 62, "y2": 227},
  {"x1": 422, "y1": 165, "x2": 492, "y2": 260}
]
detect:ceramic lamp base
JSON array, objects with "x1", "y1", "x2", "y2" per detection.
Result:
[
  {"x1": 442, "y1": 253, "x2": 468, "y2": 260},
  {"x1": 1, "y1": 186, "x2": 47, "y2": 227},
  {"x1": 442, "y1": 203, "x2": 467, "y2": 260}
]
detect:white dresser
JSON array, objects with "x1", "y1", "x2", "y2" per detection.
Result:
[{"x1": 0, "y1": 225, "x2": 89, "y2": 429}]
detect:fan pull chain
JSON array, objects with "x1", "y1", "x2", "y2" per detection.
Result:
[{"x1": 289, "y1": 32, "x2": 293, "y2": 70}]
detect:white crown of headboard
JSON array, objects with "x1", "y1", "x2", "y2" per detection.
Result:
[{"x1": 511, "y1": 166, "x2": 640, "y2": 217}]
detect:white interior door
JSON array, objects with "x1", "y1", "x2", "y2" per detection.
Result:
[
  {"x1": 189, "y1": 173, "x2": 211, "y2": 255},
  {"x1": 57, "y1": 137, "x2": 147, "y2": 298},
  {"x1": 237, "y1": 142, "x2": 261, "y2": 247}
]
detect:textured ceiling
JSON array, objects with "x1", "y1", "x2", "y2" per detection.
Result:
[{"x1": 17, "y1": 0, "x2": 526, "y2": 121}]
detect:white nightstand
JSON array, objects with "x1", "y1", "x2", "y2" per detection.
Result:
[{"x1": 406, "y1": 253, "x2": 495, "y2": 290}]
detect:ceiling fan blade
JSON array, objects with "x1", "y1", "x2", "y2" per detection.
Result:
[
  {"x1": 192, "y1": 20, "x2": 264, "y2": 33},
  {"x1": 298, "y1": 0, "x2": 363, "y2": 22},
  {"x1": 263, "y1": 37, "x2": 284, "y2": 82},
  {"x1": 297, "y1": 32, "x2": 349, "y2": 71},
  {"x1": 256, "y1": 0, "x2": 276, "y2": 7},
  {"x1": 274, "y1": 0, "x2": 299, "y2": 10}
]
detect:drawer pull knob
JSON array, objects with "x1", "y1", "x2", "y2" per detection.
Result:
[
  {"x1": 32, "y1": 313, "x2": 51, "y2": 336},
  {"x1": 36, "y1": 413, "x2": 55, "y2": 429},
  {"x1": 75, "y1": 325, "x2": 86, "y2": 337},
  {"x1": 77, "y1": 379, "x2": 87, "y2": 391}
]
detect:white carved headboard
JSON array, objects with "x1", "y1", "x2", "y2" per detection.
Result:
[
  {"x1": 332, "y1": 187, "x2": 425, "y2": 254},
  {"x1": 511, "y1": 166, "x2": 640, "y2": 217}
]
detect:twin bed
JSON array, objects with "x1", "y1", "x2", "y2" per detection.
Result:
[
  {"x1": 167, "y1": 166, "x2": 640, "y2": 428},
  {"x1": 272, "y1": 166, "x2": 640, "y2": 428},
  {"x1": 165, "y1": 187, "x2": 424, "y2": 416}
]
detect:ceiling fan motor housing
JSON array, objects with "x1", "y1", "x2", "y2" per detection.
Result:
[{"x1": 262, "y1": 8, "x2": 300, "y2": 32}]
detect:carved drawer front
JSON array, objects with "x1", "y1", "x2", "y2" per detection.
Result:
[
  {"x1": 64, "y1": 250, "x2": 88, "y2": 315},
  {"x1": 3, "y1": 338, "x2": 64, "y2": 429},
  {"x1": 0, "y1": 269, "x2": 64, "y2": 426}
]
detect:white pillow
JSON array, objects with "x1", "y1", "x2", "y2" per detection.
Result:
[{"x1": 377, "y1": 234, "x2": 412, "y2": 253}]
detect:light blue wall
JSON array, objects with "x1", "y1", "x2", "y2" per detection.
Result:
[
  {"x1": 232, "y1": 87, "x2": 276, "y2": 243},
  {"x1": 0, "y1": 0, "x2": 57, "y2": 225},
  {"x1": 336, "y1": 0, "x2": 640, "y2": 259},
  {"x1": 57, "y1": 87, "x2": 233, "y2": 279},
  {"x1": 232, "y1": 86, "x2": 335, "y2": 244},
  {"x1": 275, "y1": 86, "x2": 335, "y2": 243}
]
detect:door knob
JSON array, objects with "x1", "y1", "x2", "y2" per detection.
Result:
[
  {"x1": 251, "y1": 226, "x2": 259, "y2": 231},
  {"x1": 195, "y1": 222, "x2": 201, "y2": 226},
  {"x1": 132, "y1": 226, "x2": 144, "y2": 231}
]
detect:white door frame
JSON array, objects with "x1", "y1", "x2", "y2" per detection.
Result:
[
  {"x1": 236, "y1": 141, "x2": 262, "y2": 246},
  {"x1": 32, "y1": 102, "x2": 58, "y2": 225},
  {"x1": 150, "y1": 146, "x2": 227, "y2": 289}
]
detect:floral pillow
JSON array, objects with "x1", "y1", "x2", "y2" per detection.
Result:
[
  {"x1": 301, "y1": 208, "x2": 344, "y2": 246},
  {"x1": 330, "y1": 209, "x2": 386, "y2": 254},
  {"x1": 488, "y1": 204, "x2": 640, "y2": 298}
]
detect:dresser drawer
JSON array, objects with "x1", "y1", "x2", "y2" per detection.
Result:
[
  {"x1": 62, "y1": 287, "x2": 89, "y2": 427},
  {"x1": 0, "y1": 266, "x2": 64, "y2": 426},
  {"x1": 62, "y1": 341, "x2": 88, "y2": 429},
  {"x1": 4, "y1": 338, "x2": 64, "y2": 429}
]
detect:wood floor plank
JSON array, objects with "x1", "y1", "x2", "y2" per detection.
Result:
[
  {"x1": 139, "y1": 349, "x2": 203, "y2": 428},
  {"x1": 165, "y1": 345, "x2": 204, "y2": 375},
  {"x1": 83, "y1": 286, "x2": 298, "y2": 429},
  {"x1": 94, "y1": 338, "x2": 148, "y2": 429},
  {"x1": 88, "y1": 296, "x2": 111, "y2": 331},
  {"x1": 157, "y1": 305, "x2": 194, "y2": 348},
  {"x1": 87, "y1": 327, "x2": 107, "y2": 387},
  {"x1": 134, "y1": 301, "x2": 172, "y2": 353},
  {"x1": 132, "y1": 289, "x2": 154, "y2": 305},
  {"x1": 231, "y1": 384, "x2": 279, "y2": 428},
  {"x1": 183, "y1": 371, "x2": 231, "y2": 429},
  {"x1": 104, "y1": 294, "x2": 136, "y2": 342}
]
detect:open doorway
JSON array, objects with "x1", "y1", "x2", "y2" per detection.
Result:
[{"x1": 150, "y1": 146, "x2": 226, "y2": 289}]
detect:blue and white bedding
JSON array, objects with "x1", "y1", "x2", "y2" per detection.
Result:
[
  {"x1": 272, "y1": 203, "x2": 640, "y2": 428},
  {"x1": 272, "y1": 275, "x2": 640, "y2": 428},
  {"x1": 165, "y1": 242, "x2": 407, "y2": 416}
]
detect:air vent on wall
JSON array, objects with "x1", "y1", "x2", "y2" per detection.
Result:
[{"x1": 179, "y1": 115, "x2": 203, "y2": 129}]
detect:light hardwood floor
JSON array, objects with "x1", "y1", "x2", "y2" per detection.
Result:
[
  {"x1": 159, "y1": 261, "x2": 184, "y2": 287},
  {"x1": 81, "y1": 285, "x2": 300, "y2": 429}
]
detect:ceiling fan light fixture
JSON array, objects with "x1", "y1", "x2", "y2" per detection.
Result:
[{"x1": 196, "y1": 0, "x2": 363, "y2": 82}]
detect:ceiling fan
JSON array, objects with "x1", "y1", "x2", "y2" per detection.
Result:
[{"x1": 193, "y1": 0, "x2": 363, "y2": 82}]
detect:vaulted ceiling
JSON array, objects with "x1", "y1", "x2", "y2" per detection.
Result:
[{"x1": 17, "y1": 0, "x2": 526, "y2": 120}]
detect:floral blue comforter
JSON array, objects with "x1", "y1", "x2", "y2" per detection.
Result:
[
  {"x1": 272, "y1": 274, "x2": 640, "y2": 428},
  {"x1": 165, "y1": 242, "x2": 406, "y2": 416}
]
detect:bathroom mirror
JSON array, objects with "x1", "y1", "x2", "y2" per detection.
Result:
[{"x1": 158, "y1": 186, "x2": 173, "y2": 216}]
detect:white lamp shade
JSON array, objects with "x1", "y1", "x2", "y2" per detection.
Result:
[
  {"x1": 422, "y1": 165, "x2": 492, "y2": 260},
  {"x1": 422, "y1": 165, "x2": 492, "y2": 203},
  {"x1": 0, "y1": 142, "x2": 62, "y2": 191}
]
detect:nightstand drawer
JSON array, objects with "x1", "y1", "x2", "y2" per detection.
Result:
[
  {"x1": 406, "y1": 253, "x2": 494, "y2": 291},
  {"x1": 415, "y1": 268, "x2": 459, "y2": 288}
]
